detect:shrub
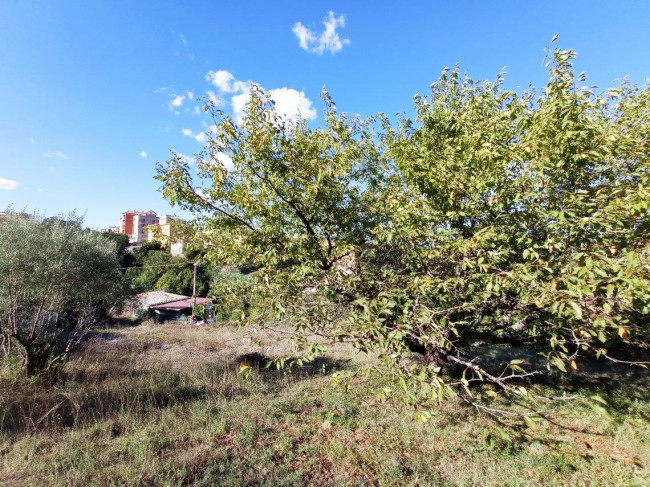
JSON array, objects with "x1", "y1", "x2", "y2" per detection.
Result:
[{"x1": 0, "y1": 212, "x2": 126, "y2": 376}]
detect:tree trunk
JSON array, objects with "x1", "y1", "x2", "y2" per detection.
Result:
[
  {"x1": 425, "y1": 345, "x2": 450, "y2": 367},
  {"x1": 22, "y1": 343, "x2": 52, "y2": 377},
  {"x1": 1, "y1": 332, "x2": 11, "y2": 359},
  {"x1": 405, "y1": 335, "x2": 451, "y2": 367}
]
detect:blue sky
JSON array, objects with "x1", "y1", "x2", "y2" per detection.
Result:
[{"x1": 1, "y1": 1, "x2": 648, "y2": 229}]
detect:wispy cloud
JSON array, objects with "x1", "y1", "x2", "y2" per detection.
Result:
[
  {"x1": 170, "y1": 94, "x2": 185, "y2": 108},
  {"x1": 43, "y1": 151, "x2": 70, "y2": 160},
  {"x1": 140, "y1": 151, "x2": 148, "y2": 158},
  {"x1": 175, "y1": 152, "x2": 196, "y2": 165},
  {"x1": 168, "y1": 90, "x2": 195, "y2": 112},
  {"x1": 0, "y1": 177, "x2": 20, "y2": 190},
  {"x1": 196, "y1": 152, "x2": 234, "y2": 172},
  {"x1": 49, "y1": 166, "x2": 55, "y2": 173},
  {"x1": 205, "y1": 90, "x2": 223, "y2": 107},
  {"x1": 29, "y1": 138, "x2": 37, "y2": 144},
  {"x1": 182, "y1": 128, "x2": 209, "y2": 144},
  {"x1": 174, "y1": 148, "x2": 234, "y2": 172},
  {"x1": 171, "y1": 30, "x2": 195, "y2": 61},
  {"x1": 292, "y1": 11, "x2": 350, "y2": 55}
]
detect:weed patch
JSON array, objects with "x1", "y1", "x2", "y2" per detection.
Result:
[{"x1": 1, "y1": 322, "x2": 649, "y2": 486}]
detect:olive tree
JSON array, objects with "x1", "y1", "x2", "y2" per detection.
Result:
[
  {"x1": 0, "y1": 213, "x2": 125, "y2": 376},
  {"x1": 157, "y1": 45, "x2": 649, "y2": 418}
]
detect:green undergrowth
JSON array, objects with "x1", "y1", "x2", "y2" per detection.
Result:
[{"x1": 1, "y1": 322, "x2": 649, "y2": 486}]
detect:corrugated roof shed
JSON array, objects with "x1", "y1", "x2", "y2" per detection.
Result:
[
  {"x1": 129, "y1": 291, "x2": 189, "y2": 309},
  {"x1": 149, "y1": 297, "x2": 211, "y2": 311}
]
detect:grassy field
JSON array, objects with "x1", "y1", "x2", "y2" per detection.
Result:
[{"x1": 1, "y1": 320, "x2": 649, "y2": 486}]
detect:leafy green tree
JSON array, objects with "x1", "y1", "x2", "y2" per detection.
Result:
[
  {"x1": 157, "y1": 45, "x2": 649, "y2": 417},
  {"x1": 132, "y1": 241, "x2": 163, "y2": 266},
  {"x1": 130, "y1": 250, "x2": 174, "y2": 291},
  {"x1": 101, "y1": 231, "x2": 135, "y2": 268},
  {"x1": 0, "y1": 213, "x2": 126, "y2": 376},
  {"x1": 210, "y1": 266, "x2": 253, "y2": 320},
  {"x1": 130, "y1": 248, "x2": 210, "y2": 296}
]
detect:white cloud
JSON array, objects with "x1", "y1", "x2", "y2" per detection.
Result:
[
  {"x1": 206, "y1": 90, "x2": 223, "y2": 107},
  {"x1": 205, "y1": 70, "x2": 249, "y2": 93},
  {"x1": 0, "y1": 177, "x2": 20, "y2": 190},
  {"x1": 29, "y1": 138, "x2": 37, "y2": 144},
  {"x1": 231, "y1": 91, "x2": 252, "y2": 125},
  {"x1": 170, "y1": 94, "x2": 185, "y2": 109},
  {"x1": 206, "y1": 70, "x2": 236, "y2": 92},
  {"x1": 169, "y1": 90, "x2": 195, "y2": 111},
  {"x1": 214, "y1": 152, "x2": 234, "y2": 170},
  {"x1": 140, "y1": 151, "x2": 148, "y2": 158},
  {"x1": 292, "y1": 23, "x2": 316, "y2": 51},
  {"x1": 204, "y1": 69, "x2": 317, "y2": 125},
  {"x1": 232, "y1": 80, "x2": 249, "y2": 92},
  {"x1": 182, "y1": 128, "x2": 208, "y2": 144},
  {"x1": 43, "y1": 151, "x2": 70, "y2": 160},
  {"x1": 198, "y1": 152, "x2": 234, "y2": 172},
  {"x1": 292, "y1": 11, "x2": 350, "y2": 55},
  {"x1": 37, "y1": 188, "x2": 43, "y2": 192},
  {"x1": 49, "y1": 166, "x2": 55, "y2": 172},
  {"x1": 269, "y1": 87, "x2": 317, "y2": 121},
  {"x1": 231, "y1": 87, "x2": 316, "y2": 125},
  {"x1": 171, "y1": 30, "x2": 194, "y2": 60},
  {"x1": 178, "y1": 151, "x2": 230, "y2": 171},
  {"x1": 176, "y1": 152, "x2": 196, "y2": 165}
]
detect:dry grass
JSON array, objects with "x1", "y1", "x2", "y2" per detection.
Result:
[{"x1": 1, "y1": 320, "x2": 649, "y2": 486}]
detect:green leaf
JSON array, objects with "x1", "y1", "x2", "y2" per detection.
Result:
[
  {"x1": 589, "y1": 395, "x2": 607, "y2": 406},
  {"x1": 569, "y1": 302, "x2": 583, "y2": 320},
  {"x1": 553, "y1": 358, "x2": 567, "y2": 372},
  {"x1": 484, "y1": 390, "x2": 498, "y2": 399},
  {"x1": 523, "y1": 415, "x2": 538, "y2": 430}
]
